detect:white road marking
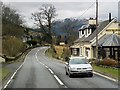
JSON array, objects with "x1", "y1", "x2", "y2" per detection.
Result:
[
  {"x1": 48, "y1": 68, "x2": 54, "y2": 74},
  {"x1": 54, "y1": 75, "x2": 64, "y2": 86},
  {"x1": 3, "y1": 49, "x2": 33, "y2": 89},
  {"x1": 36, "y1": 47, "x2": 118, "y2": 88},
  {"x1": 93, "y1": 71, "x2": 118, "y2": 82},
  {"x1": 10, "y1": 72, "x2": 16, "y2": 80},
  {"x1": 45, "y1": 66, "x2": 48, "y2": 69},
  {"x1": 42, "y1": 63, "x2": 45, "y2": 66},
  {"x1": 36, "y1": 48, "x2": 65, "y2": 87}
]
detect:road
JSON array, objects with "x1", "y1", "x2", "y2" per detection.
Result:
[{"x1": 5, "y1": 47, "x2": 118, "y2": 89}]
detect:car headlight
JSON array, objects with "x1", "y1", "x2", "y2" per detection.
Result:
[
  {"x1": 87, "y1": 67, "x2": 93, "y2": 70},
  {"x1": 69, "y1": 67, "x2": 77, "y2": 71}
]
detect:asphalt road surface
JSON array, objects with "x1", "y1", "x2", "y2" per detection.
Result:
[{"x1": 6, "y1": 47, "x2": 118, "y2": 88}]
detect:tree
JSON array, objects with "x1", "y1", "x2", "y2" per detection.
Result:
[
  {"x1": 61, "y1": 19, "x2": 78, "y2": 45},
  {"x1": 2, "y1": 4, "x2": 26, "y2": 58},
  {"x1": 32, "y1": 4, "x2": 57, "y2": 44},
  {"x1": 2, "y1": 5, "x2": 23, "y2": 25},
  {"x1": 2, "y1": 4, "x2": 24, "y2": 38}
]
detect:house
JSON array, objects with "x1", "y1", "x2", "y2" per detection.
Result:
[
  {"x1": 92, "y1": 34, "x2": 120, "y2": 61},
  {"x1": 59, "y1": 36, "x2": 67, "y2": 46},
  {"x1": 70, "y1": 13, "x2": 120, "y2": 60},
  {"x1": 23, "y1": 28, "x2": 41, "y2": 43}
]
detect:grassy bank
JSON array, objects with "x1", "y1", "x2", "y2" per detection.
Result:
[
  {"x1": 0, "y1": 68, "x2": 10, "y2": 81},
  {"x1": 93, "y1": 65, "x2": 119, "y2": 79},
  {"x1": 0, "y1": 48, "x2": 32, "y2": 83},
  {"x1": 46, "y1": 45, "x2": 70, "y2": 60},
  {"x1": 46, "y1": 48, "x2": 57, "y2": 58}
]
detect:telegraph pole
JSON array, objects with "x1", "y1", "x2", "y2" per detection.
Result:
[{"x1": 96, "y1": 0, "x2": 99, "y2": 65}]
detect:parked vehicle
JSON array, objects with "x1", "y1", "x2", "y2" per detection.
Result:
[{"x1": 65, "y1": 56, "x2": 93, "y2": 77}]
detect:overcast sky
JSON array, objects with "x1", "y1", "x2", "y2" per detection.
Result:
[{"x1": 2, "y1": 0, "x2": 119, "y2": 28}]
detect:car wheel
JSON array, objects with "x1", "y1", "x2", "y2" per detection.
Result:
[
  {"x1": 68, "y1": 72, "x2": 72, "y2": 78},
  {"x1": 89, "y1": 73, "x2": 93, "y2": 77},
  {"x1": 65, "y1": 67, "x2": 68, "y2": 75},
  {"x1": 66, "y1": 71, "x2": 68, "y2": 75}
]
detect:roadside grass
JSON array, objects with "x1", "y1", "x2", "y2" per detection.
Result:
[
  {"x1": 93, "y1": 65, "x2": 119, "y2": 79},
  {"x1": 1, "y1": 48, "x2": 31, "y2": 83},
  {"x1": 46, "y1": 48, "x2": 53, "y2": 57},
  {"x1": 54, "y1": 46, "x2": 64, "y2": 58},
  {"x1": 46, "y1": 45, "x2": 68, "y2": 59},
  {"x1": 46, "y1": 48, "x2": 57, "y2": 58},
  {"x1": 0, "y1": 68, "x2": 10, "y2": 81}
]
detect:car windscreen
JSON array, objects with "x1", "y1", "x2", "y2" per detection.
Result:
[{"x1": 69, "y1": 58, "x2": 88, "y2": 64}]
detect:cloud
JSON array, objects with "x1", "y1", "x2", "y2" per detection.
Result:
[
  {"x1": 2, "y1": 0, "x2": 119, "y2": 2},
  {"x1": 2, "y1": 2, "x2": 118, "y2": 27}
]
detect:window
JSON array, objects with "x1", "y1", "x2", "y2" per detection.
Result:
[
  {"x1": 82, "y1": 30, "x2": 84, "y2": 34},
  {"x1": 85, "y1": 30, "x2": 87, "y2": 36},
  {"x1": 69, "y1": 58, "x2": 87, "y2": 64},
  {"x1": 88, "y1": 29, "x2": 90, "y2": 34},
  {"x1": 79, "y1": 31, "x2": 81, "y2": 38}
]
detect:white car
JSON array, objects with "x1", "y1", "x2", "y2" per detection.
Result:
[{"x1": 65, "y1": 56, "x2": 93, "y2": 77}]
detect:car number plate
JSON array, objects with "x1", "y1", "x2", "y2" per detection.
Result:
[{"x1": 78, "y1": 69, "x2": 86, "y2": 72}]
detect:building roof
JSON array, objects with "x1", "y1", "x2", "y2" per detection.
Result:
[
  {"x1": 92, "y1": 34, "x2": 120, "y2": 47},
  {"x1": 84, "y1": 20, "x2": 110, "y2": 41},
  {"x1": 79, "y1": 25, "x2": 89, "y2": 31},
  {"x1": 74, "y1": 19, "x2": 112, "y2": 43},
  {"x1": 74, "y1": 36, "x2": 85, "y2": 43}
]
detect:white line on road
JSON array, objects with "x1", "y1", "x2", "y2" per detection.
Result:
[
  {"x1": 35, "y1": 48, "x2": 66, "y2": 87},
  {"x1": 54, "y1": 75, "x2": 64, "y2": 86},
  {"x1": 45, "y1": 65, "x2": 48, "y2": 69},
  {"x1": 36, "y1": 47, "x2": 118, "y2": 88},
  {"x1": 3, "y1": 49, "x2": 33, "y2": 89},
  {"x1": 93, "y1": 71, "x2": 118, "y2": 82},
  {"x1": 42, "y1": 63, "x2": 45, "y2": 66},
  {"x1": 59, "y1": 61, "x2": 118, "y2": 83},
  {"x1": 48, "y1": 68, "x2": 54, "y2": 74}
]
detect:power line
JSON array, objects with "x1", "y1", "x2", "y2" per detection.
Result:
[{"x1": 77, "y1": 2, "x2": 95, "y2": 19}]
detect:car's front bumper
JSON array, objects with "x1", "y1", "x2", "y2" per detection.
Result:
[{"x1": 70, "y1": 70, "x2": 93, "y2": 75}]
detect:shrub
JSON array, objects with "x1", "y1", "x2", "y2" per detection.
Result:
[
  {"x1": 61, "y1": 47, "x2": 71, "y2": 61},
  {"x1": 2, "y1": 36, "x2": 26, "y2": 57},
  {"x1": 47, "y1": 46, "x2": 57, "y2": 58},
  {"x1": 99, "y1": 58, "x2": 118, "y2": 67}
]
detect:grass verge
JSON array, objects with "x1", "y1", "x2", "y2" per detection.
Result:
[
  {"x1": 0, "y1": 68, "x2": 10, "y2": 81},
  {"x1": 0, "y1": 48, "x2": 32, "y2": 83},
  {"x1": 46, "y1": 48, "x2": 57, "y2": 58},
  {"x1": 93, "y1": 65, "x2": 119, "y2": 79}
]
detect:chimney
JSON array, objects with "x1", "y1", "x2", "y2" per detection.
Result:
[
  {"x1": 109, "y1": 13, "x2": 112, "y2": 22},
  {"x1": 89, "y1": 18, "x2": 96, "y2": 25}
]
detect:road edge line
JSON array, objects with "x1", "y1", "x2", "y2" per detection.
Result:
[
  {"x1": 93, "y1": 71, "x2": 118, "y2": 82},
  {"x1": 57, "y1": 60, "x2": 118, "y2": 83},
  {"x1": 53, "y1": 75, "x2": 64, "y2": 86},
  {"x1": 2, "y1": 49, "x2": 33, "y2": 89}
]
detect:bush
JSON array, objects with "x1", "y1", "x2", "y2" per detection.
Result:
[
  {"x1": 61, "y1": 47, "x2": 71, "y2": 61},
  {"x1": 99, "y1": 58, "x2": 118, "y2": 67},
  {"x1": 2, "y1": 36, "x2": 26, "y2": 57},
  {"x1": 46, "y1": 47, "x2": 57, "y2": 58}
]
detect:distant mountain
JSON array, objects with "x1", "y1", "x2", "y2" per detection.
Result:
[
  {"x1": 52, "y1": 18, "x2": 88, "y2": 35},
  {"x1": 27, "y1": 18, "x2": 88, "y2": 36}
]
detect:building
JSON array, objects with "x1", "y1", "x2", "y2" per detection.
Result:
[{"x1": 71, "y1": 13, "x2": 120, "y2": 60}]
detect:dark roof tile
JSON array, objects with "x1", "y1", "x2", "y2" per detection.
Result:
[{"x1": 84, "y1": 20, "x2": 110, "y2": 41}]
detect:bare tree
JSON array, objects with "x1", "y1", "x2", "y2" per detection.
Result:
[{"x1": 32, "y1": 4, "x2": 57, "y2": 44}]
